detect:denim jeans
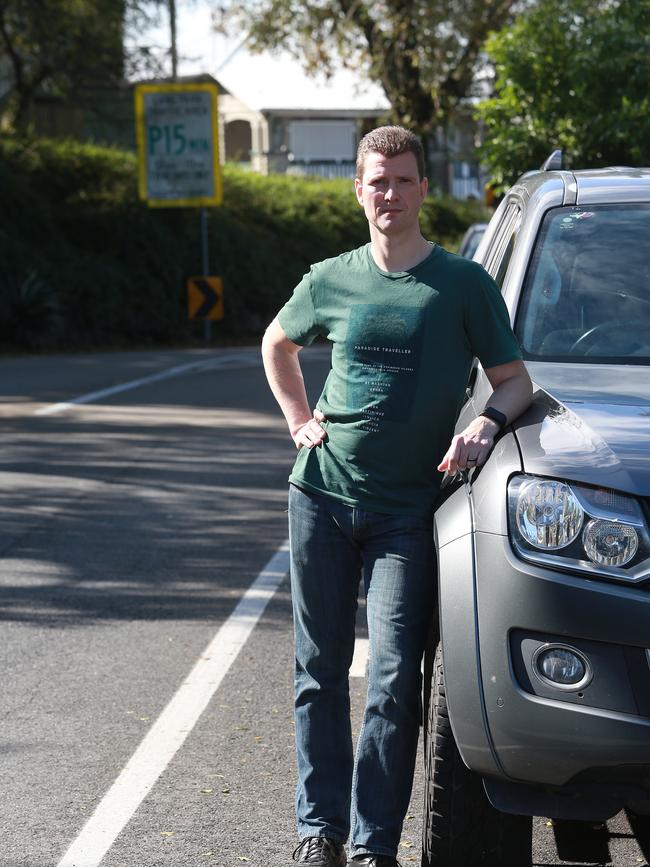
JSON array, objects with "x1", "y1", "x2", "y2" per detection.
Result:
[{"x1": 288, "y1": 484, "x2": 437, "y2": 858}]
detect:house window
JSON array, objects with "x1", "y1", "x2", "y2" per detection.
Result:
[
  {"x1": 288, "y1": 121, "x2": 356, "y2": 163},
  {"x1": 451, "y1": 161, "x2": 481, "y2": 200},
  {"x1": 225, "y1": 120, "x2": 252, "y2": 162}
]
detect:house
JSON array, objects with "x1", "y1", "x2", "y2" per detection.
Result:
[
  {"x1": 16, "y1": 71, "x2": 483, "y2": 198},
  {"x1": 220, "y1": 93, "x2": 382, "y2": 179},
  {"x1": 220, "y1": 79, "x2": 483, "y2": 196}
]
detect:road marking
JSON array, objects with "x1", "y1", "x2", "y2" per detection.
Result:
[
  {"x1": 34, "y1": 347, "x2": 331, "y2": 417},
  {"x1": 350, "y1": 637, "x2": 369, "y2": 678},
  {"x1": 35, "y1": 354, "x2": 254, "y2": 416},
  {"x1": 56, "y1": 542, "x2": 290, "y2": 867}
]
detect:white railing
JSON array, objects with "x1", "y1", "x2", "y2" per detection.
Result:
[
  {"x1": 286, "y1": 162, "x2": 357, "y2": 180},
  {"x1": 451, "y1": 175, "x2": 482, "y2": 200}
]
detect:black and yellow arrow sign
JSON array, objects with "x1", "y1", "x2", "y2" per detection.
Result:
[{"x1": 187, "y1": 276, "x2": 224, "y2": 320}]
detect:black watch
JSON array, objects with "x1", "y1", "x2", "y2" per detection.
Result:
[{"x1": 480, "y1": 406, "x2": 507, "y2": 430}]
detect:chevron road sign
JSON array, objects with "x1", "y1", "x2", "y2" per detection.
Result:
[{"x1": 187, "y1": 276, "x2": 224, "y2": 321}]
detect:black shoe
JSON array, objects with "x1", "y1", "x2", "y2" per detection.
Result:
[
  {"x1": 349, "y1": 856, "x2": 401, "y2": 867},
  {"x1": 293, "y1": 836, "x2": 347, "y2": 866}
]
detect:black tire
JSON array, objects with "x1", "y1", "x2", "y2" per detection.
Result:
[{"x1": 421, "y1": 644, "x2": 532, "y2": 867}]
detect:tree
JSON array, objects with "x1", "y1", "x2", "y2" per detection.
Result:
[
  {"x1": 0, "y1": 0, "x2": 126, "y2": 130},
  {"x1": 124, "y1": 0, "x2": 191, "y2": 82},
  {"x1": 0, "y1": 0, "x2": 178, "y2": 132},
  {"x1": 215, "y1": 0, "x2": 520, "y2": 182},
  {"x1": 476, "y1": 0, "x2": 650, "y2": 188}
]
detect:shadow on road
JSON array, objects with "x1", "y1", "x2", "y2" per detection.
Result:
[
  {"x1": 552, "y1": 819, "x2": 611, "y2": 864},
  {"x1": 0, "y1": 360, "x2": 330, "y2": 627},
  {"x1": 626, "y1": 810, "x2": 650, "y2": 864}
]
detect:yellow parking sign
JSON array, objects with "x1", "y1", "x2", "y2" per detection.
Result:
[{"x1": 134, "y1": 83, "x2": 223, "y2": 208}]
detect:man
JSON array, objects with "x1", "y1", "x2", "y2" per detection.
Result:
[{"x1": 262, "y1": 126, "x2": 532, "y2": 867}]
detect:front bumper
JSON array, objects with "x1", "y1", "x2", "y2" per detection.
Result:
[
  {"x1": 476, "y1": 532, "x2": 650, "y2": 786},
  {"x1": 438, "y1": 528, "x2": 650, "y2": 794}
]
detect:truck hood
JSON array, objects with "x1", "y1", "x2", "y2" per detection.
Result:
[{"x1": 512, "y1": 362, "x2": 650, "y2": 497}]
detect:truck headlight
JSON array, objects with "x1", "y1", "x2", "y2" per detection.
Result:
[
  {"x1": 582, "y1": 519, "x2": 638, "y2": 567},
  {"x1": 508, "y1": 475, "x2": 650, "y2": 583},
  {"x1": 515, "y1": 479, "x2": 583, "y2": 550}
]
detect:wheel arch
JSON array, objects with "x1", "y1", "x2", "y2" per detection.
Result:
[{"x1": 432, "y1": 481, "x2": 503, "y2": 778}]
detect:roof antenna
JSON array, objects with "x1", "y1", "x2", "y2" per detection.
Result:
[{"x1": 540, "y1": 149, "x2": 563, "y2": 171}]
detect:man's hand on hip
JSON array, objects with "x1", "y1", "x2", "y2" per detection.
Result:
[
  {"x1": 292, "y1": 409, "x2": 328, "y2": 449},
  {"x1": 437, "y1": 416, "x2": 499, "y2": 474}
]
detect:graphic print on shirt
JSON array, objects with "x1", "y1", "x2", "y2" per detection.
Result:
[{"x1": 345, "y1": 304, "x2": 425, "y2": 431}]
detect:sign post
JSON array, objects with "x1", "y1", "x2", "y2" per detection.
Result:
[{"x1": 134, "y1": 82, "x2": 223, "y2": 341}]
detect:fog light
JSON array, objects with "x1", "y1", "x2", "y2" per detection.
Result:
[{"x1": 534, "y1": 645, "x2": 591, "y2": 689}]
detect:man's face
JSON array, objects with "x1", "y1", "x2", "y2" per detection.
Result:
[{"x1": 355, "y1": 151, "x2": 428, "y2": 237}]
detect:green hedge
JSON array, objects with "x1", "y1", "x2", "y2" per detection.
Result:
[{"x1": 0, "y1": 135, "x2": 489, "y2": 351}]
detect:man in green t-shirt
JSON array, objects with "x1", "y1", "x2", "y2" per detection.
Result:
[{"x1": 262, "y1": 126, "x2": 532, "y2": 867}]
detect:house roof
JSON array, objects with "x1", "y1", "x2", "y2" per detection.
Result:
[
  {"x1": 133, "y1": 72, "x2": 230, "y2": 94},
  {"x1": 131, "y1": 72, "x2": 386, "y2": 120},
  {"x1": 260, "y1": 107, "x2": 382, "y2": 119},
  {"x1": 216, "y1": 50, "x2": 389, "y2": 113}
]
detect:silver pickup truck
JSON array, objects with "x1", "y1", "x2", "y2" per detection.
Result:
[{"x1": 422, "y1": 157, "x2": 650, "y2": 866}]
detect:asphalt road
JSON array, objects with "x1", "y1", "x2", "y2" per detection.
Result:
[{"x1": 1, "y1": 346, "x2": 648, "y2": 867}]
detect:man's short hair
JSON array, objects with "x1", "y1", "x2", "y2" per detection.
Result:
[{"x1": 356, "y1": 125, "x2": 425, "y2": 181}]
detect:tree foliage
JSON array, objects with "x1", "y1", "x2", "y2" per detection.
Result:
[
  {"x1": 0, "y1": 0, "x2": 175, "y2": 131},
  {"x1": 0, "y1": 0, "x2": 127, "y2": 129},
  {"x1": 0, "y1": 134, "x2": 487, "y2": 350},
  {"x1": 477, "y1": 0, "x2": 650, "y2": 188},
  {"x1": 123, "y1": 0, "x2": 174, "y2": 81},
  {"x1": 216, "y1": 0, "x2": 519, "y2": 151}
]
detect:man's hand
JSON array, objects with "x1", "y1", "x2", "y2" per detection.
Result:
[
  {"x1": 261, "y1": 318, "x2": 329, "y2": 449},
  {"x1": 437, "y1": 416, "x2": 499, "y2": 474},
  {"x1": 437, "y1": 359, "x2": 533, "y2": 475},
  {"x1": 292, "y1": 409, "x2": 327, "y2": 450}
]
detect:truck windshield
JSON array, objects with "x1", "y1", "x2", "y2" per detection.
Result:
[{"x1": 515, "y1": 204, "x2": 650, "y2": 363}]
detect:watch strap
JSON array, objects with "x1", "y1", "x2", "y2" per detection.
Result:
[{"x1": 480, "y1": 406, "x2": 507, "y2": 429}]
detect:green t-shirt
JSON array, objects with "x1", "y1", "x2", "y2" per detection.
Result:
[{"x1": 278, "y1": 242, "x2": 522, "y2": 516}]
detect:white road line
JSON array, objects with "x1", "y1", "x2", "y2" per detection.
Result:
[
  {"x1": 34, "y1": 353, "x2": 257, "y2": 416},
  {"x1": 349, "y1": 637, "x2": 370, "y2": 678},
  {"x1": 56, "y1": 542, "x2": 290, "y2": 867},
  {"x1": 34, "y1": 346, "x2": 330, "y2": 417}
]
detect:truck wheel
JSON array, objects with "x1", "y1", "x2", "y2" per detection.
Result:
[{"x1": 421, "y1": 644, "x2": 532, "y2": 867}]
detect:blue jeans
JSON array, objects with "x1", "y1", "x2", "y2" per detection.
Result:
[{"x1": 288, "y1": 484, "x2": 437, "y2": 858}]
